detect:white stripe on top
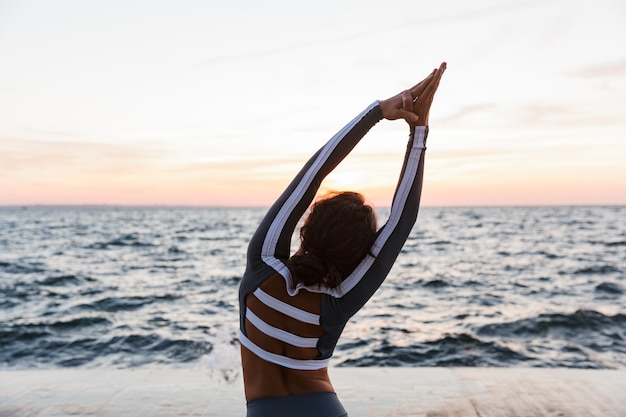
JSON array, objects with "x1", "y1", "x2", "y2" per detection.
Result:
[
  {"x1": 239, "y1": 330, "x2": 330, "y2": 371},
  {"x1": 246, "y1": 308, "x2": 319, "y2": 348},
  {"x1": 253, "y1": 288, "x2": 320, "y2": 325}
]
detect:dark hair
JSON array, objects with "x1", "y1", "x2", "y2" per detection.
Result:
[{"x1": 288, "y1": 191, "x2": 377, "y2": 288}]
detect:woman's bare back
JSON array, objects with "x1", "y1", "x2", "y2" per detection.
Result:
[{"x1": 241, "y1": 274, "x2": 334, "y2": 400}]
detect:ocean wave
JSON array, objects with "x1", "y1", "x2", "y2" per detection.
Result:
[
  {"x1": 167, "y1": 245, "x2": 187, "y2": 254},
  {"x1": 466, "y1": 310, "x2": 626, "y2": 368},
  {"x1": 81, "y1": 294, "x2": 181, "y2": 312},
  {"x1": 37, "y1": 274, "x2": 96, "y2": 287},
  {"x1": 595, "y1": 282, "x2": 623, "y2": 294},
  {"x1": 589, "y1": 240, "x2": 626, "y2": 247},
  {"x1": 86, "y1": 234, "x2": 155, "y2": 249},
  {"x1": 0, "y1": 316, "x2": 110, "y2": 348},
  {"x1": 535, "y1": 250, "x2": 560, "y2": 259},
  {"x1": 2, "y1": 332, "x2": 212, "y2": 368},
  {"x1": 1, "y1": 301, "x2": 213, "y2": 368},
  {"x1": 422, "y1": 279, "x2": 450, "y2": 288},
  {"x1": 572, "y1": 265, "x2": 620, "y2": 275},
  {"x1": 338, "y1": 334, "x2": 533, "y2": 367},
  {"x1": 0, "y1": 261, "x2": 47, "y2": 275},
  {"x1": 475, "y1": 310, "x2": 626, "y2": 338}
]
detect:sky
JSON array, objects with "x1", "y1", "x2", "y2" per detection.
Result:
[{"x1": 1, "y1": 0, "x2": 625, "y2": 207}]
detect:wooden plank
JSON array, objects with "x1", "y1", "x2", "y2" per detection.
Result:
[
  {"x1": 0, "y1": 368, "x2": 624, "y2": 417},
  {"x1": 453, "y1": 368, "x2": 626, "y2": 417}
]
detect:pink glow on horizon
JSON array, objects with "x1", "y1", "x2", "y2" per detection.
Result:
[{"x1": 2, "y1": 172, "x2": 624, "y2": 207}]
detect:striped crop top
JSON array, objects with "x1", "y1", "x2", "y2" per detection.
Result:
[{"x1": 238, "y1": 101, "x2": 428, "y2": 370}]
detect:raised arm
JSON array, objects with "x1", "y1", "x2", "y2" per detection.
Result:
[
  {"x1": 242, "y1": 63, "x2": 446, "y2": 303},
  {"x1": 324, "y1": 63, "x2": 447, "y2": 316},
  {"x1": 243, "y1": 102, "x2": 384, "y2": 294}
]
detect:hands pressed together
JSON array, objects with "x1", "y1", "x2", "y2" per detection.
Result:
[{"x1": 379, "y1": 62, "x2": 446, "y2": 126}]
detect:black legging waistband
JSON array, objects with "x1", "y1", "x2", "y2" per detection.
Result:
[{"x1": 246, "y1": 391, "x2": 347, "y2": 417}]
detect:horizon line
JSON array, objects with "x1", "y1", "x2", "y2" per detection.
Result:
[{"x1": 1, "y1": 203, "x2": 624, "y2": 209}]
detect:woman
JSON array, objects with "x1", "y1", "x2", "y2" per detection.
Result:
[{"x1": 239, "y1": 62, "x2": 446, "y2": 416}]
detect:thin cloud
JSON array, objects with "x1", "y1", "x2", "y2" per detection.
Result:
[
  {"x1": 16, "y1": 127, "x2": 82, "y2": 139},
  {"x1": 517, "y1": 103, "x2": 575, "y2": 124},
  {"x1": 405, "y1": 0, "x2": 551, "y2": 26},
  {"x1": 0, "y1": 137, "x2": 166, "y2": 175},
  {"x1": 197, "y1": 0, "x2": 548, "y2": 67},
  {"x1": 439, "y1": 104, "x2": 498, "y2": 124},
  {"x1": 517, "y1": 103, "x2": 626, "y2": 127},
  {"x1": 567, "y1": 59, "x2": 626, "y2": 79}
]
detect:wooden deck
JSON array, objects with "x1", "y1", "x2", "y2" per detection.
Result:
[{"x1": 0, "y1": 367, "x2": 624, "y2": 416}]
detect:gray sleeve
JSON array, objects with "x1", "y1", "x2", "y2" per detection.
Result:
[
  {"x1": 239, "y1": 102, "x2": 384, "y2": 330},
  {"x1": 325, "y1": 126, "x2": 429, "y2": 320}
]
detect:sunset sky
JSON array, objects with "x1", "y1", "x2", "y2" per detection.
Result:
[{"x1": 1, "y1": 0, "x2": 625, "y2": 207}]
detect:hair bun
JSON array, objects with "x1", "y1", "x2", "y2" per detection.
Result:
[
  {"x1": 288, "y1": 250, "x2": 327, "y2": 287},
  {"x1": 288, "y1": 250, "x2": 345, "y2": 288}
]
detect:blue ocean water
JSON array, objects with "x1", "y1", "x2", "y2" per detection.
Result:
[{"x1": 0, "y1": 206, "x2": 624, "y2": 369}]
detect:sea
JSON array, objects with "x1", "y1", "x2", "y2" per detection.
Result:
[{"x1": 1, "y1": 206, "x2": 625, "y2": 370}]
